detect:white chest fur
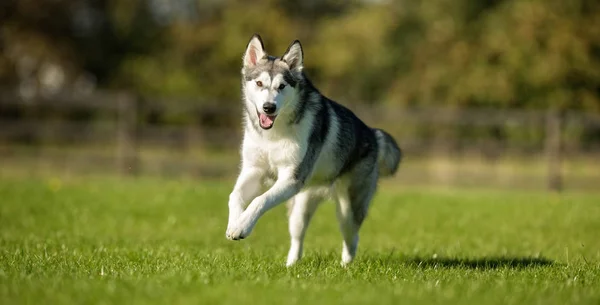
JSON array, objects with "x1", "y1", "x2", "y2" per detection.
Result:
[
  {"x1": 241, "y1": 109, "x2": 340, "y2": 186},
  {"x1": 242, "y1": 124, "x2": 306, "y2": 174}
]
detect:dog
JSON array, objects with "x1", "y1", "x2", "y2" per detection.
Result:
[{"x1": 225, "y1": 34, "x2": 402, "y2": 266}]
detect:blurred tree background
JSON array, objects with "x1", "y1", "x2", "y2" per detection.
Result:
[
  {"x1": 1, "y1": 0, "x2": 600, "y2": 188},
  {"x1": 2, "y1": 0, "x2": 599, "y2": 111}
]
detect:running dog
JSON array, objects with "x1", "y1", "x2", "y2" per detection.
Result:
[{"x1": 225, "y1": 34, "x2": 402, "y2": 266}]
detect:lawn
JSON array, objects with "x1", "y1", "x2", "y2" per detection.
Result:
[{"x1": 0, "y1": 176, "x2": 599, "y2": 304}]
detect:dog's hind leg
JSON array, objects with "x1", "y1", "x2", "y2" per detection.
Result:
[
  {"x1": 334, "y1": 167, "x2": 378, "y2": 266},
  {"x1": 286, "y1": 188, "x2": 326, "y2": 267}
]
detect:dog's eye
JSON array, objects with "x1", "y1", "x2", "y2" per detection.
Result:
[
  {"x1": 278, "y1": 84, "x2": 286, "y2": 90},
  {"x1": 256, "y1": 81, "x2": 263, "y2": 87}
]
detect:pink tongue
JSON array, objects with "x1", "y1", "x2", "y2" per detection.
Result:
[{"x1": 259, "y1": 113, "x2": 275, "y2": 128}]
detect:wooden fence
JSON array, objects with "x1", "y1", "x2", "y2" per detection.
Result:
[{"x1": 1, "y1": 90, "x2": 600, "y2": 191}]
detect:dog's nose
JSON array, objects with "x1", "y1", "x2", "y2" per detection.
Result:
[{"x1": 263, "y1": 103, "x2": 276, "y2": 114}]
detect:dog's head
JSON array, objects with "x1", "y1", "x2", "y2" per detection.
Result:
[{"x1": 242, "y1": 34, "x2": 304, "y2": 130}]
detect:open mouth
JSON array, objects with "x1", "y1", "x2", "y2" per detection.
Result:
[{"x1": 257, "y1": 112, "x2": 277, "y2": 129}]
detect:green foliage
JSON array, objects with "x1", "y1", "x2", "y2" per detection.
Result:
[
  {"x1": 1, "y1": 0, "x2": 599, "y2": 111},
  {"x1": 1, "y1": 177, "x2": 600, "y2": 304},
  {"x1": 387, "y1": 0, "x2": 600, "y2": 110}
]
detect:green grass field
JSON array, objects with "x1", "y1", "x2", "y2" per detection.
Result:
[{"x1": 1, "y1": 176, "x2": 599, "y2": 304}]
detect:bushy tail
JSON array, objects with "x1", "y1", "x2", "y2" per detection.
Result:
[{"x1": 374, "y1": 129, "x2": 402, "y2": 177}]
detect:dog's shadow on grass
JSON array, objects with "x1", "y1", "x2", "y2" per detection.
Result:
[{"x1": 361, "y1": 253, "x2": 555, "y2": 270}]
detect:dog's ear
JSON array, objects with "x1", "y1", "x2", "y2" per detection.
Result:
[
  {"x1": 243, "y1": 34, "x2": 266, "y2": 67},
  {"x1": 282, "y1": 40, "x2": 303, "y2": 73}
]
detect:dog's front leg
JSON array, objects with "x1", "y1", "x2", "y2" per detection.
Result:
[
  {"x1": 227, "y1": 167, "x2": 303, "y2": 240},
  {"x1": 226, "y1": 166, "x2": 264, "y2": 239}
]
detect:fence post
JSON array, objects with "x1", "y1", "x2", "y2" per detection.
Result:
[
  {"x1": 545, "y1": 108, "x2": 563, "y2": 192},
  {"x1": 117, "y1": 93, "x2": 138, "y2": 176}
]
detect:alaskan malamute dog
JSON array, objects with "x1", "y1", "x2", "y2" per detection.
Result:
[{"x1": 226, "y1": 34, "x2": 402, "y2": 266}]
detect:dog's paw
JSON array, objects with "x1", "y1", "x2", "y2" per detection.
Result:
[
  {"x1": 340, "y1": 251, "x2": 355, "y2": 267},
  {"x1": 286, "y1": 254, "x2": 300, "y2": 267},
  {"x1": 225, "y1": 226, "x2": 247, "y2": 241},
  {"x1": 225, "y1": 214, "x2": 256, "y2": 241},
  {"x1": 286, "y1": 242, "x2": 302, "y2": 267},
  {"x1": 224, "y1": 221, "x2": 241, "y2": 240},
  {"x1": 225, "y1": 225, "x2": 252, "y2": 240}
]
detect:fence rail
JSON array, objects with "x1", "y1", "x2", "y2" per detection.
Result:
[{"x1": 2, "y1": 90, "x2": 600, "y2": 191}]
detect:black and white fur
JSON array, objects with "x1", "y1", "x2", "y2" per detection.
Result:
[{"x1": 225, "y1": 34, "x2": 402, "y2": 266}]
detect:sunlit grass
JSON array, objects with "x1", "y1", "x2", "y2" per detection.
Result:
[{"x1": 1, "y1": 176, "x2": 599, "y2": 304}]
